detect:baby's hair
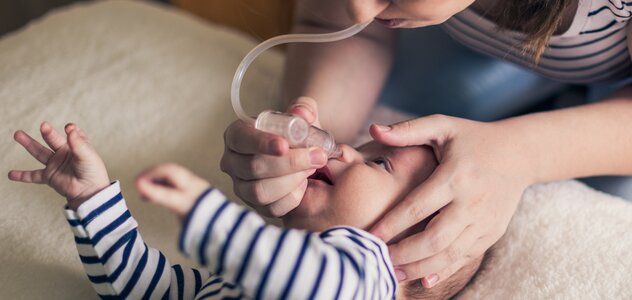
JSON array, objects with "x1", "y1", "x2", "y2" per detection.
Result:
[{"x1": 401, "y1": 248, "x2": 493, "y2": 300}]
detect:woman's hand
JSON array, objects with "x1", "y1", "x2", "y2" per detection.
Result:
[
  {"x1": 8, "y1": 122, "x2": 110, "y2": 210},
  {"x1": 136, "y1": 163, "x2": 211, "y2": 221},
  {"x1": 369, "y1": 114, "x2": 535, "y2": 288},
  {"x1": 220, "y1": 97, "x2": 328, "y2": 217}
]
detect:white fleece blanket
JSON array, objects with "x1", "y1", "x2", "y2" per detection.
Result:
[{"x1": 0, "y1": 1, "x2": 630, "y2": 299}]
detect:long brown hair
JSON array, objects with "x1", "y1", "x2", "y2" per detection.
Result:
[{"x1": 488, "y1": 0, "x2": 574, "y2": 63}]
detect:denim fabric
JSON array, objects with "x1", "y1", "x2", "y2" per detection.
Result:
[
  {"x1": 378, "y1": 26, "x2": 567, "y2": 121},
  {"x1": 379, "y1": 26, "x2": 632, "y2": 200}
]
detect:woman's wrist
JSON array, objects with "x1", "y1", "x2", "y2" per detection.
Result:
[
  {"x1": 493, "y1": 95, "x2": 632, "y2": 183},
  {"x1": 485, "y1": 120, "x2": 542, "y2": 187}
]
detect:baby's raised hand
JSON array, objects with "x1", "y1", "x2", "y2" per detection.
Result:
[
  {"x1": 135, "y1": 163, "x2": 211, "y2": 221},
  {"x1": 9, "y1": 122, "x2": 110, "y2": 210}
]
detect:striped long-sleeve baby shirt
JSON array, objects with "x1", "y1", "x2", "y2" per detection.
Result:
[{"x1": 64, "y1": 181, "x2": 397, "y2": 299}]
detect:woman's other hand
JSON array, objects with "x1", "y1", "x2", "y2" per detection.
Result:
[
  {"x1": 220, "y1": 97, "x2": 328, "y2": 217},
  {"x1": 8, "y1": 122, "x2": 110, "y2": 210},
  {"x1": 369, "y1": 115, "x2": 535, "y2": 288}
]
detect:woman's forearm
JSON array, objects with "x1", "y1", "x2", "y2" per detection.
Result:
[
  {"x1": 499, "y1": 86, "x2": 632, "y2": 183},
  {"x1": 282, "y1": 0, "x2": 396, "y2": 143}
]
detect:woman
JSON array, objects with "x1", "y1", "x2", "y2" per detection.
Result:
[{"x1": 221, "y1": 0, "x2": 632, "y2": 289}]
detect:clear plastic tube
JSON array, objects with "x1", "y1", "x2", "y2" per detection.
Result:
[{"x1": 230, "y1": 22, "x2": 370, "y2": 158}]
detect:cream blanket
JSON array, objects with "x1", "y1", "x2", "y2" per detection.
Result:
[{"x1": 0, "y1": 1, "x2": 630, "y2": 299}]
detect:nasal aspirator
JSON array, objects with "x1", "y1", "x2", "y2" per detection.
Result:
[{"x1": 230, "y1": 22, "x2": 371, "y2": 158}]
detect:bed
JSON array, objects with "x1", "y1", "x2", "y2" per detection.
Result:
[{"x1": 1, "y1": 1, "x2": 631, "y2": 298}]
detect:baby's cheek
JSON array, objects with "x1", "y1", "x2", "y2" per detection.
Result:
[{"x1": 331, "y1": 172, "x2": 400, "y2": 230}]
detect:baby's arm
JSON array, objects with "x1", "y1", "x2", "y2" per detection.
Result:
[
  {"x1": 64, "y1": 181, "x2": 219, "y2": 299},
  {"x1": 8, "y1": 123, "x2": 233, "y2": 299},
  {"x1": 140, "y1": 164, "x2": 398, "y2": 300}
]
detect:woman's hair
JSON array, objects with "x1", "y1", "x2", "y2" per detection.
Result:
[{"x1": 488, "y1": 0, "x2": 574, "y2": 63}]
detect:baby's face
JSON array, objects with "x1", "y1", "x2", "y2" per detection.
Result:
[
  {"x1": 282, "y1": 141, "x2": 437, "y2": 231},
  {"x1": 282, "y1": 142, "x2": 484, "y2": 299}
]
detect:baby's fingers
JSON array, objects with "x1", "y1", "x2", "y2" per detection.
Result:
[
  {"x1": 14, "y1": 130, "x2": 53, "y2": 164},
  {"x1": 137, "y1": 163, "x2": 193, "y2": 190},
  {"x1": 136, "y1": 177, "x2": 186, "y2": 215},
  {"x1": 8, "y1": 169, "x2": 45, "y2": 184},
  {"x1": 66, "y1": 128, "x2": 98, "y2": 162},
  {"x1": 40, "y1": 122, "x2": 66, "y2": 151},
  {"x1": 65, "y1": 123, "x2": 90, "y2": 142}
]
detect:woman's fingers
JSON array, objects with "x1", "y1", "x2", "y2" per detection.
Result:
[
  {"x1": 388, "y1": 204, "x2": 467, "y2": 266},
  {"x1": 263, "y1": 178, "x2": 308, "y2": 217},
  {"x1": 224, "y1": 120, "x2": 289, "y2": 156},
  {"x1": 394, "y1": 224, "x2": 479, "y2": 282},
  {"x1": 370, "y1": 114, "x2": 453, "y2": 148},
  {"x1": 221, "y1": 147, "x2": 327, "y2": 180},
  {"x1": 8, "y1": 169, "x2": 45, "y2": 184},
  {"x1": 370, "y1": 167, "x2": 452, "y2": 243},
  {"x1": 421, "y1": 237, "x2": 490, "y2": 289},
  {"x1": 233, "y1": 169, "x2": 315, "y2": 206},
  {"x1": 287, "y1": 97, "x2": 320, "y2": 127},
  {"x1": 40, "y1": 122, "x2": 66, "y2": 151},
  {"x1": 419, "y1": 257, "x2": 467, "y2": 289},
  {"x1": 14, "y1": 130, "x2": 53, "y2": 165}
]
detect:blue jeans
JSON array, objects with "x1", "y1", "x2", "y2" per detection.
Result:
[{"x1": 379, "y1": 26, "x2": 632, "y2": 200}]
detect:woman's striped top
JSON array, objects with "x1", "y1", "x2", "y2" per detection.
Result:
[
  {"x1": 441, "y1": 0, "x2": 632, "y2": 83},
  {"x1": 64, "y1": 181, "x2": 396, "y2": 299}
]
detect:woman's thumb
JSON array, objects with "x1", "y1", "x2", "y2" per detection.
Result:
[
  {"x1": 370, "y1": 116, "x2": 450, "y2": 147},
  {"x1": 287, "y1": 96, "x2": 319, "y2": 125}
]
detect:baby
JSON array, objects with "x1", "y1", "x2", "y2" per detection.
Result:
[{"x1": 9, "y1": 122, "x2": 487, "y2": 299}]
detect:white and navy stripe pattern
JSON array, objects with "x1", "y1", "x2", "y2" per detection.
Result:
[
  {"x1": 442, "y1": 0, "x2": 632, "y2": 83},
  {"x1": 65, "y1": 181, "x2": 396, "y2": 299}
]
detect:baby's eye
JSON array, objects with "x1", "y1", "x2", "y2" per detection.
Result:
[{"x1": 370, "y1": 157, "x2": 388, "y2": 170}]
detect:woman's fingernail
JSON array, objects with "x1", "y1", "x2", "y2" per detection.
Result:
[
  {"x1": 291, "y1": 104, "x2": 312, "y2": 114},
  {"x1": 395, "y1": 269, "x2": 407, "y2": 281},
  {"x1": 269, "y1": 139, "x2": 283, "y2": 153},
  {"x1": 422, "y1": 274, "x2": 439, "y2": 288},
  {"x1": 310, "y1": 149, "x2": 327, "y2": 166},
  {"x1": 375, "y1": 124, "x2": 392, "y2": 132}
]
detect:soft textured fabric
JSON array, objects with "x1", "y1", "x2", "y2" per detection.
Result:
[
  {"x1": 457, "y1": 180, "x2": 632, "y2": 299},
  {"x1": 65, "y1": 181, "x2": 396, "y2": 299},
  {"x1": 1, "y1": 1, "x2": 632, "y2": 299},
  {"x1": 442, "y1": 0, "x2": 632, "y2": 83}
]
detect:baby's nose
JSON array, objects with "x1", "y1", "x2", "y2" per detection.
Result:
[{"x1": 334, "y1": 144, "x2": 364, "y2": 163}]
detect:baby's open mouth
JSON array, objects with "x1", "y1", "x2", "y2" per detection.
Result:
[{"x1": 308, "y1": 166, "x2": 334, "y2": 185}]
